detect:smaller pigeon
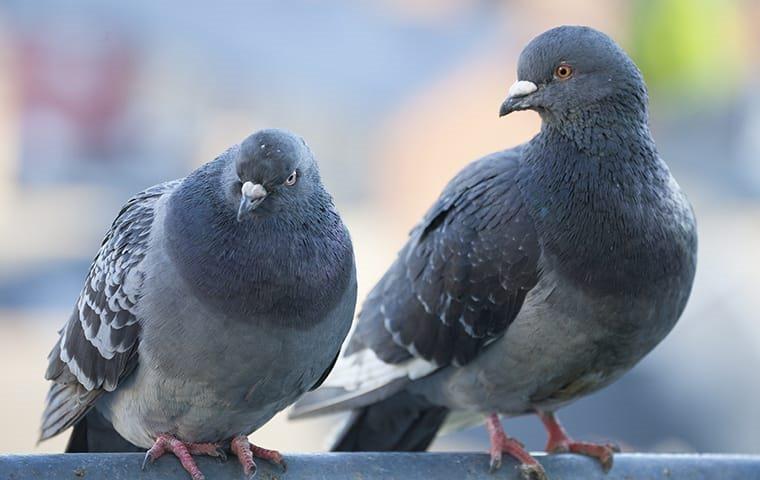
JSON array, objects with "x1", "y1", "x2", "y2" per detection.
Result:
[
  {"x1": 291, "y1": 26, "x2": 697, "y2": 480},
  {"x1": 40, "y1": 129, "x2": 357, "y2": 480}
]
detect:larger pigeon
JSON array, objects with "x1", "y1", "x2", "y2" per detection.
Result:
[
  {"x1": 291, "y1": 26, "x2": 697, "y2": 480},
  {"x1": 40, "y1": 128, "x2": 357, "y2": 480}
]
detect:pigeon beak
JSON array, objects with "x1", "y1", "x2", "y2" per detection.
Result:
[
  {"x1": 237, "y1": 182, "x2": 268, "y2": 222},
  {"x1": 499, "y1": 80, "x2": 538, "y2": 117}
]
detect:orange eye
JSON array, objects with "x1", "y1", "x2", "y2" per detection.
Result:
[{"x1": 555, "y1": 63, "x2": 573, "y2": 80}]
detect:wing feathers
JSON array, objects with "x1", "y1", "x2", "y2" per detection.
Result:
[
  {"x1": 293, "y1": 149, "x2": 541, "y2": 417},
  {"x1": 40, "y1": 179, "x2": 180, "y2": 442},
  {"x1": 364, "y1": 151, "x2": 540, "y2": 367}
]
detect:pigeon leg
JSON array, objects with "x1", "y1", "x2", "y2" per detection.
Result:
[
  {"x1": 485, "y1": 413, "x2": 547, "y2": 480},
  {"x1": 142, "y1": 434, "x2": 222, "y2": 480},
  {"x1": 538, "y1": 411, "x2": 619, "y2": 472},
  {"x1": 230, "y1": 435, "x2": 286, "y2": 479}
]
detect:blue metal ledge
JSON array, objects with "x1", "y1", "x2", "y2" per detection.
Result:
[{"x1": 1, "y1": 453, "x2": 759, "y2": 480}]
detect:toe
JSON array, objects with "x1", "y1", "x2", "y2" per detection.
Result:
[
  {"x1": 519, "y1": 463, "x2": 548, "y2": 480},
  {"x1": 599, "y1": 450, "x2": 614, "y2": 473},
  {"x1": 488, "y1": 454, "x2": 502, "y2": 473},
  {"x1": 243, "y1": 460, "x2": 258, "y2": 480},
  {"x1": 547, "y1": 442, "x2": 570, "y2": 454},
  {"x1": 250, "y1": 445, "x2": 285, "y2": 468},
  {"x1": 214, "y1": 446, "x2": 228, "y2": 462},
  {"x1": 141, "y1": 452, "x2": 153, "y2": 471}
]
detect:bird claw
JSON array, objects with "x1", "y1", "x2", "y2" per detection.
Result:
[
  {"x1": 243, "y1": 462, "x2": 257, "y2": 480},
  {"x1": 209, "y1": 446, "x2": 228, "y2": 462},
  {"x1": 488, "y1": 453, "x2": 501, "y2": 473},
  {"x1": 489, "y1": 451, "x2": 547, "y2": 480},
  {"x1": 518, "y1": 463, "x2": 549, "y2": 480},
  {"x1": 274, "y1": 457, "x2": 287, "y2": 472},
  {"x1": 566, "y1": 441, "x2": 617, "y2": 472},
  {"x1": 141, "y1": 434, "x2": 212, "y2": 480},
  {"x1": 600, "y1": 454, "x2": 614, "y2": 473},
  {"x1": 545, "y1": 440, "x2": 617, "y2": 472},
  {"x1": 596, "y1": 444, "x2": 619, "y2": 472},
  {"x1": 141, "y1": 452, "x2": 154, "y2": 471},
  {"x1": 214, "y1": 447, "x2": 228, "y2": 463},
  {"x1": 230, "y1": 435, "x2": 284, "y2": 479},
  {"x1": 539, "y1": 411, "x2": 617, "y2": 473},
  {"x1": 486, "y1": 414, "x2": 546, "y2": 478}
]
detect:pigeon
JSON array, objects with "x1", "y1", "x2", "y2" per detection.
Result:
[
  {"x1": 40, "y1": 128, "x2": 357, "y2": 480},
  {"x1": 290, "y1": 26, "x2": 697, "y2": 480}
]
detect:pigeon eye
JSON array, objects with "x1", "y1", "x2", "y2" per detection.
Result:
[
  {"x1": 555, "y1": 63, "x2": 573, "y2": 80},
  {"x1": 284, "y1": 171, "x2": 297, "y2": 186}
]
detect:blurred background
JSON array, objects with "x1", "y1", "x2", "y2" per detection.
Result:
[{"x1": 1, "y1": 0, "x2": 759, "y2": 457}]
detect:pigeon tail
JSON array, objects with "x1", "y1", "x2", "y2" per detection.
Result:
[
  {"x1": 66, "y1": 409, "x2": 144, "y2": 453},
  {"x1": 331, "y1": 389, "x2": 449, "y2": 452}
]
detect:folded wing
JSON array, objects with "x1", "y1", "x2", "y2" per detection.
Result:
[
  {"x1": 291, "y1": 149, "x2": 540, "y2": 418},
  {"x1": 40, "y1": 180, "x2": 180, "y2": 441}
]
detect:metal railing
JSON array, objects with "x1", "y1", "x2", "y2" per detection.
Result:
[{"x1": 1, "y1": 452, "x2": 759, "y2": 479}]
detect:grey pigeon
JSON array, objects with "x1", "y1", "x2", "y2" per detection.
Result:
[
  {"x1": 40, "y1": 128, "x2": 357, "y2": 480},
  {"x1": 290, "y1": 26, "x2": 697, "y2": 480}
]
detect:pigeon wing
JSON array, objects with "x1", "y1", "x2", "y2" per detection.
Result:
[
  {"x1": 353, "y1": 149, "x2": 540, "y2": 368},
  {"x1": 40, "y1": 180, "x2": 181, "y2": 441}
]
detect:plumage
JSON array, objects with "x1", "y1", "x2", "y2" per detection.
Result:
[
  {"x1": 291, "y1": 26, "x2": 697, "y2": 479},
  {"x1": 41, "y1": 129, "x2": 356, "y2": 479},
  {"x1": 350, "y1": 150, "x2": 540, "y2": 368},
  {"x1": 41, "y1": 181, "x2": 175, "y2": 440}
]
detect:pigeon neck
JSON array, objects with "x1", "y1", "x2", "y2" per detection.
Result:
[
  {"x1": 164, "y1": 160, "x2": 354, "y2": 327},
  {"x1": 544, "y1": 97, "x2": 652, "y2": 158},
  {"x1": 519, "y1": 124, "x2": 691, "y2": 295}
]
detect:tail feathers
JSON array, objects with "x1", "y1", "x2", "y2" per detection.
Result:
[
  {"x1": 331, "y1": 389, "x2": 449, "y2": 452},
  {"x1": 290, "y1": 377, "x2": 409, "y2": 420},
  {"x1": 40, "y1": 381, "x2": 142, "y2": 453},
  {"x1": 39, "y1": 382, "x2": 99, "y2": 443},
  {"x1": 66, "y1": 409, "x2": 143, "y2": 453}
]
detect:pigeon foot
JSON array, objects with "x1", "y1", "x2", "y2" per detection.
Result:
[
  {"x1": 142, "y1": 434, "x2": 225, "y2": 480},
  {"x1": 486, "y1": 413, "x2": 547, "y2": 480},
  {"x1": 539, "y1": 411, "x2": 619, "y2": 472},
  {"x1": 231, "y1": 435, "x2": 286, "y2": 479}
]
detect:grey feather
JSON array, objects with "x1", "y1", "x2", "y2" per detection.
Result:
[
  {"x1": 292, "y1": 26, "x2": 698, "y2": 454},
  {"x1": 348, "y1": 148, "x2": 540, "y2": 368},
  {"x1": 41, "y1": 180, "x2": 178, "y2": 442},
  {"x1": 41, "y1": 128, "x2": 356, "y2": 451}
]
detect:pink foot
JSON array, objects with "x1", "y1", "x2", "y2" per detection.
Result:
[
  {"x1": 230, "y1": 435, "x2": 286, "y2": 479},
  {"x1": 485, "y1": 414, "x2": 547, "y2": 480},
  {"x1": 141, "y1": 434, "x2": 225, "y2": 480},
  {"x1": 538, "y1": 411, "x2": 620, "y2": 472}
]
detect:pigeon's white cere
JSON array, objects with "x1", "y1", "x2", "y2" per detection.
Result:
[
  {"x1": 507, "y1": 80, "x2": 538, "y2": 99},
  {"x1": 241, "y1": 181, "x2": 266, "y2": 199},
  {"x1": 241, "y1": 181, "x2": 255, "y2": 197}
]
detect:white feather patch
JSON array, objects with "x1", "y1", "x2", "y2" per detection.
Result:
[{"x1": 323, "y1": 347, "x2": 437, "y2": 394}]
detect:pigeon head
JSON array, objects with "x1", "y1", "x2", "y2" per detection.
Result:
[
  {"x1": 233, "y1": 128, "x2": 319, "y2": 221},
  {"x1": 499, "y1": 26, "x2": 647, "y2": 125}
]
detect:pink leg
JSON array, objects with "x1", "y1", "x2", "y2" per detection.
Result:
[
  {"x1": 142, "y1": 434, "x2": 224, "y2": 480},
  {"x1": 485, "y1": 414, "x2": 547, "y2": 480},
  {"x1": 230, "y1": 435, "x2": 285, "y2": 479},
  {"x1": 538, "y1": 411, "x2": 619, "y2": 472}
]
